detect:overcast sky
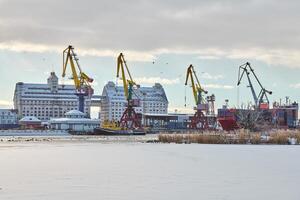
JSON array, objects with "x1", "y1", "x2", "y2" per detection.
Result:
[{"x1": 0, "y1": 0, "x2": 300, "y2": 115}]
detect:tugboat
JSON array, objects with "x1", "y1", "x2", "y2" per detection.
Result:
[
  {"x1": 93, "y1": 127, "x2": 145, "y2": 135},
  {"x1": 94, "y1": 120, "x2": 145, "y2": 135}
]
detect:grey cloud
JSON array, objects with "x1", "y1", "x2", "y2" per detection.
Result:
[{"x1": 0, "y1": 0, "x2": 300, "y2": 52}]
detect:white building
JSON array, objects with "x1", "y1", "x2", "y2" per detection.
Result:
[
  {"x1": 13, "y1": 72, "x2": 91, "y2": 121},
  {"x1": 0, "y1": 109, "x2": 18, "y2": 129},
  {"x1": 49, "y1": 110, "x2": 99, "y2": 132},
  {"x1": 100, "y1": 81, "x2": 168, "y2": 122}
]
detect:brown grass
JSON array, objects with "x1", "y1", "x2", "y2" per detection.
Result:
[
  {"x1": 237, "y1": 132, "x2": 248, "y2": 144},
  {"x1": 250, "y1": 133, "x2": 261, "y2": 144},
  {"x1": 269, "y1": 133, "x2": 289, "y2": 144},
  {"x1": 158, "y1": 132, "x2": 230, "y2": 144},
  {"x1": 295, "y1": 132, "x2": 300, "y2": 144},
  {"x1": 158, "y1": 129, "x2": 300, "y2": 145},
  {"x1": 158, "y1": 131, "x2": 234, "y2": 144}
]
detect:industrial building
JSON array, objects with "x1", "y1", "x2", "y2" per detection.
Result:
[
  {"x1": 100, "y1": 81, "x2": 168, "y2": 123},
  {"x1": 49, "y1": 110, "x2": 99, "y2": 132},
  {"x1": 143, "y1": 113, "x2": 193, "y2": 130},
  {"x1": 13, "y1": 72, "x2": 92, "y2": 121},
  {"x1": 271, "y1": 101, "x2": 299, "y2": 128},
  {"x1": 0, "y1": 109, "x2": 19, "y2": 129}
]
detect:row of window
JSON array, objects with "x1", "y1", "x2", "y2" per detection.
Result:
[
  {"x1": 0, "y1": 112, "x2": 13, "y2": 115},
  {"x1": 145, "y1": 109, "x2": 167, "y2": 112},
  {"x1": 24, "y1": 92, "x2": 76, "y2": 95},
  {"x1": 22, "y1": 111, "x2": 65, "y2": 116},
  {"x1": 0, "y1": 120, "x2": 16, "y2": 124},
  {"x1": 22, "y1": 106, "x2": 77, "y2": 111},
  {"x1": 26, "y1": 87, "x2": 75, "y2": 91},
  {"x1": 110, "y1": 102, "x2": 166, "y2": 107},
  {"x1": 21, "y1": 100, "x2": 78, "y2": 106},
  {"x1": 0, "y1": 116, "x2": 17, "y2": 119}
]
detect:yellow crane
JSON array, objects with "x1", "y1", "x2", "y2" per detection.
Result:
[
  {"x1": 116, "y1": 53, "x2": 142, "y2": 129},
  {"x1": 62, "y1": 45, "x2": 94, "y2": 113},
  {"x1": 117, "y1": 53, "x2": 137, "y2": 102},
  {"x1": 185, "y1": 64, "x2": 209, "y2": 129},
  {"x1": 185, "y1": 64, "x2": 208, "y2": 105}
]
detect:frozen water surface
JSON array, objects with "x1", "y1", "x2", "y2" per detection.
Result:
[{"x1": 0, "y1": 142, "x2": 299, "y2": 200}]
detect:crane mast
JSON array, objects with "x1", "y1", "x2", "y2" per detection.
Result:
[
  {"x1": 62, "y1": 45, "x2": 94, "y2": 114},
  {"x1": 237, "y1": 62, "x2": 272, "y2": 109},
  {"x1": 116, "y1": 53, "x2": 142, "y2": 129}
]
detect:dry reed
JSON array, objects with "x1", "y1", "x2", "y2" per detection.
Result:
[{"x1": 158, "y1": 129, "x2": 300, "y2": 145}]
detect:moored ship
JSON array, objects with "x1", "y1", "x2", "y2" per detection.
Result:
[
  {"x1": 93, "y1": 127, "x2": 145, "y2": 135},
  {"x1": 217, "y1": 108, "x2": 239, "y2": 131}
]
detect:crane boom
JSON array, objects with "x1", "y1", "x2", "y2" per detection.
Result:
[
  {"x1": 238, "y1": 64, "x2": 258, "y2": 104},
  {"x1": 185, "y1": 64, "x2": 207, "y2": 105},
  {"x1": 117, "y1": 53, "x2": 136, "y2": 101},
  {"x1": 237, "y1": 62, "x2": 272, "y2": 108},
  {"x1": 62, "y1": 45, "x2": 93, "y2": 91},
  {"x1": 62, "y1": 45, "x2": 94, "y2": 114}
]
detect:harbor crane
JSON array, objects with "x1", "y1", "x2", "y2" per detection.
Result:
[
  {"x1": 62, "y1": 45, "x2": 94, "y2": 114},
  {"x1": 185, "y1": 64, "x2": 210, "y2": 129},
  {"x1": 117, "y1": 53, "x2": 142, "y2": 129},
  {"x1": 237, "y1": 62, "x2": 272, "y2": 109}
]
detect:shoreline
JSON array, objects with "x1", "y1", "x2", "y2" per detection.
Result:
[
  {"x1": 0, "y1": 134, "x2": 159, "y2": 144},
  {"x1": 0, "y1": 129, "x2": 299, "y2": 145}
]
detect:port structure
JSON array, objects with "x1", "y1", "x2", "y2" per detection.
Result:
[
  {"x1": 185, "y1": 64, "x2": 211, "y2": 129},
  {"x1": 236, "y1": 62, "x2": 273, "y2": 130},
  {"x1": 62, "y1": 45, "x2": 94, "y2": 113},
  {"x1": 237, "y1": 62, "x2": 272, "y2": 109},
  {"x1": 117, "y1": 53, "x2": 142, "y2": 129}
]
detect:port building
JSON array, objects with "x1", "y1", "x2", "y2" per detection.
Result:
[
  {"x1": 13, "y1": 72, "x2": 92, "y2": 121},
  {"x1": 49, "y1": 110, "x2": 99, "y2": 132},
  {"x1": 0, "y1": 109, "x2": 19, "y2": 129},
  {"x1": 100, "y1": 81, "x2": 168, "y2": 123}
]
